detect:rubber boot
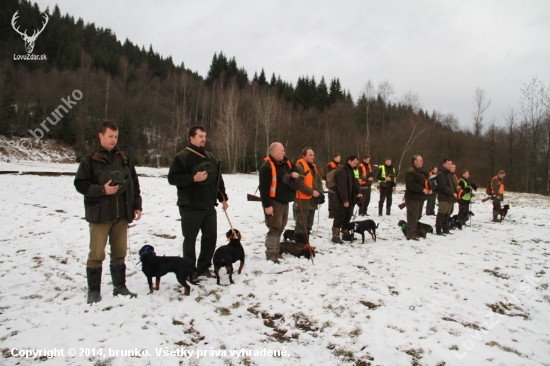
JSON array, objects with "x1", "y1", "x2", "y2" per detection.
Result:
[
  {"x1": 86, "y1": 267, "x2": 102, "y2": 304},
  {"x1": 265, "y1": 234, "x2": 281, "y2": 262},
  {"x1": 406, "y1": 228, "x2": 419, "y2": 241},
  {"x1": 435, "y1": 213, "x2": 445, "y2": 236},
  {"x1": 331, "y1": 227, "x2": 343, "y2": 244},
  {"x1": 442, "y1": 214, "x2": 452, "y2": 235},
  {"x1": 110, "y1": 264, "x2": 137, "y2": 298},
  {"x1": 492, "y1": 211, "x2": 501, "y2": 222}
]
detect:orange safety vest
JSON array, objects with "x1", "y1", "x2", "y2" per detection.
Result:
[
  {"x1": 328, "y1": 161, "x2": 339, "y2": 170},
  {"x1": 453, "y1": 173, "x2": 459, "y2": 184},
  {"x1": 264, "y1": 157, "x2": 292, "y2": 198},
  {"x1": 295, "y1": 158, "x2": 319, "y2": 200},
  {"x1": 491, "y1": 175, "x2": 505, "y2": 194},
  {"x1": 358, "y1": 163, "x2": 373, "y2": 186}
]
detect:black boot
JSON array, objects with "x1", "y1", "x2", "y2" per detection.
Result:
[
  {"x1": 86, "y1": 267, "x2": 102, "y2": 304},
  {"x1": 435, "y1": 213, "x2": 445, "y2": 235},
  {"x1": 110, "y1": 264, "x2": 137, "y2": 298},
  {"x1": 492, "y1": 211, "x2": 501, "y2": 222},
  {"x1": 443, "y1": 214, "x2": 452, "y2": 235}
]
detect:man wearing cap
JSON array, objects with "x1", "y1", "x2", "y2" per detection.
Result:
[
  {"x1": 75, "y1": 121, "x2": 142, "y2": 304},
  {"x1": 168, "y1": 126, "x2": 228, "y2": 278}
]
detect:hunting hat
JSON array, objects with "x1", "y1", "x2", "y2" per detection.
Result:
[
  {"x1": 98, "y1": 164, "x2": 130, "y2": 196},
  {"x1": 192, "y1": 160, "x2": 216, "y2": 185}
]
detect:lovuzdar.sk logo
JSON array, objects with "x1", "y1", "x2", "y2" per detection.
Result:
[{"x1": 12, "y1": 10, "x2": 48, "y2": 61}]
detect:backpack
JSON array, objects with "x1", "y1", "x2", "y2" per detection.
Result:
[
  {"x1": 325, "y1": 166, "x2": 342, "y2": 190},
  {"x1": 485, "y1": 179, "x2": 492, "y2": 195}
]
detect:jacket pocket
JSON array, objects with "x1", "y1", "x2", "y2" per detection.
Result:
[{"x1": 85, "y1": 203, "x2": 100, "y2": 223}]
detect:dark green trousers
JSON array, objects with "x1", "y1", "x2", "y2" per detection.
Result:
[
  {"x1": 405, "y1": 199, "x2": 424, "y2": 232},
  {"x1": 295, "y1": 209, "x2": 316, "y2": 235},
  {"x1": 179, "y1": 206, "x2": 217, "y2": 272},
  {"x1": 426, "y1": 194, "x2": 436, "y2": 215}
]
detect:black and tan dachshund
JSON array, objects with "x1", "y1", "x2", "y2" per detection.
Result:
[
  {"x1": 416, "y1": 222, "x2": 434, "y2": 234},
  {"x1": 213, "y1": 229, "x2": 245, "y2": 285},
  {"x1": 138, "y1": 245, "x2": 198, "y2": 296},
  {"x1": 340, "y1": 219, "x2": 379, "y2": 243},
  {"x1": 397, "y1": 220, "x2": 427, "y2": 239},
  {"x1": 280, "y1": 241, "x2": 315, "y2": 259}
]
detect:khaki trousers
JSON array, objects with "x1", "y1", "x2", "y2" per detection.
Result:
[{"x1": 87, "y1": 218, "x2": 128, "y2": 268}]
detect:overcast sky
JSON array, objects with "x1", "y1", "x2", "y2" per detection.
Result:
[{"x1": 32, "y1": 0, "x2": 550, "y2": 129}]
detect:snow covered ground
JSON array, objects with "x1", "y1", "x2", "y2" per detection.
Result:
[{"x1": 0, "y1": 160, "x2": 549, "y2": 366}]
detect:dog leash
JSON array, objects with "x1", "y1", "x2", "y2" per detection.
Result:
[{"x1": 218, "y1": 189, "x2": 236, "y2": 238}]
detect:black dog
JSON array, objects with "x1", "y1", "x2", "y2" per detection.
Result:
[
  {"x1": 397, "y1": 220, "x2": 427, "y2": 239},
  {"x1": 500, "y1": 205, "x2": 510, "y2": 220},
  {"x1": 138, "y1": 245, "x2": 198, "y2": 296},
  {"x1": 340, "y1": 219, "x2": 379, "y2": 243},
  {"x1": 416, "y1": 222, "x2": 434, "y2": 234},
  {"x1": 283, "y1": 229, "x2": 295, "y2": 242},
  {"x1": 213, "y1": 229, "x2": 245, "y2": 285}
]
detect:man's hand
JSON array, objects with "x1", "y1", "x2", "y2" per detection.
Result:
[
  {"x1": 264, "y1": 206, "x2": 274, "y2": 216},
  {"x1": 104, "y1": 180, "x2": 120, "y2": 195},
  {"x1": 423, "y1": 188, "x2": 429, "y2": 194},
  {"x1": 222, "y1": 201, "x2": 229, "y2": 211},
  {"x1": 291, "y1": 172, "x2": 299, "y2": 179},
  {"x1": 386, "y1": 176, "x2": 392, "y2": 181},
  {"x1": 134, "y1": 210, "x2": 142, "y2": 221},
  {"x1": 368, "y1": 177, "x2": 374, "y2": 182},
  {"x1": 343, "y1": 202, "x2": 349, "y2": 208},
  {"x1": 357, "y1": 193, "x2": 363, "y2": 198},
  {"x1": 496, "y1": 196, "x2": 500, "y2": 201},
  {"x1": 453, "y1": 193, "x2": 458, "y2": 199},
  {"x1": 193, "y1": 171, "x2": 208, "y2": 182},
  {"x1": 312, "y1": 190, "x2": 320, "y2": 198}
]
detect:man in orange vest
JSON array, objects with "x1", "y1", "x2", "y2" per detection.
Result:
[
  {"x1": 294, "y1": 147, "x2": 325, "y2": 244},
  {"x1": 491, "y1": 170, "x2": 506, "y2": 222},
  {"x1": 325, "y1": 153, "x2": 341, "y2": 218},
  {"x1": 259, "y1": 142, "x2": 299, "y2": 263},
  {"x1": 357, "y1": 155, "x2": 375, "y2": 216}
]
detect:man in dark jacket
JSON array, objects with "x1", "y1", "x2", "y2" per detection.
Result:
[
  {"x1": 74, "y1": 121, "x2": 142, "y2": 304},
  {"x1": 259, "y1": 142, "x2": 299, "y2": 262},
  {"x1": 425, "y1": 166, "x2": 438, "y2": 215},
  {"x1": 294, "y1": 147, "x2": 325, "y2": 245},
  {"x1": 491, "y1": 170, "x2": 506, "y2": 222},
  {"x1": 376, "y1": 157, "x2": 396, "y2": 216},
  {"x1": 435, "y1": 158, "x2": 457, "y2": 235},
  {"x1": 332, "y1": 155, "x2": 362, "y2": 243},
  {"x1": 325, "y1": 153, "x2": 341, "y2": 218},
  {"x1": 405, "y1": 155, "x2": 432, "y2": 240},
  {"x1": 168, "y1": 126, "x2": 228, "y2": 278}
]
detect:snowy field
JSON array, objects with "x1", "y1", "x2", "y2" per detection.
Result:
[{"x1": 0, "y1": 159, "x2": 549, "y2": 366}]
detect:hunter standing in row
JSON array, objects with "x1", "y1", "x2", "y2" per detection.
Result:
[
  {"x1": 491, "y1": 170, "x2": 506, "y2": 222},
  {"x1": 357, "y1": 155, "x2": 374, "y2": 216},
  {"x1": 435, "y1": 158, "x2": 457, "y2": 235},
  {"x1": 325, "y1": 153, "x2": 341, "y2": 219},
  {"x1": 405, "y1": 155, "x2": 432, "y2": 240},
  {"x1": 259, "y1": 142, "x2": 299, "y2": 262},
  {"x1": 168, "y1": 125, "x2": 229, "y2": 278},
  {"x1": 75, "y1": 121, "x2": 142, "y2": 304},
  {"x1": 294, "y1": 147, "x2": 325, "y2": 244},
  {"x1": 331, "y1": 155, "x2": 362, "y2": 243},
  {"x1": 425, "y1": 166, "x2": 438, "y2": 215},
  {"x1": 377, "y1": 157, "x2": 396, "y2": 216}
]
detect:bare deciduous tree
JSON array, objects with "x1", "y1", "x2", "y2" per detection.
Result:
[{"x1": 472, "y1": 87, "x2": 491, "y2": 136}]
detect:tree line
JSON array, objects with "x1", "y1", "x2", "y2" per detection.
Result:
[{"x1": 0, "y1": 0, "x2": 549, "y2": 194}]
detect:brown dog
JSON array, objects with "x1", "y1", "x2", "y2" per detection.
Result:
[
  {"x1": 500, "y1": 204, "x2": 510, "y2": 220},
  {"x1": 280, "y1": 242, "x2": 315, "y2": 259}
]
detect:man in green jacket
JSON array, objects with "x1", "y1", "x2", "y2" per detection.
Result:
[
  {"x1": 74, "y1": 121, "x2": 142, "y2": 304},
  {"x1": 168, "y1": 126, "x2": 228, "y2": 278},
  {"x1": 294, "y1": 147, "x2": 325, "y2": 245}
]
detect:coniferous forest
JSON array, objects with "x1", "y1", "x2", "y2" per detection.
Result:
[{"x1": 1, "y1": 0, "x2": 549, "y2": 194}]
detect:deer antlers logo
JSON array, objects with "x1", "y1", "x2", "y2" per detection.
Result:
[{"x1": 12, "y1": 11, "x2": 49, "y2": 54}]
